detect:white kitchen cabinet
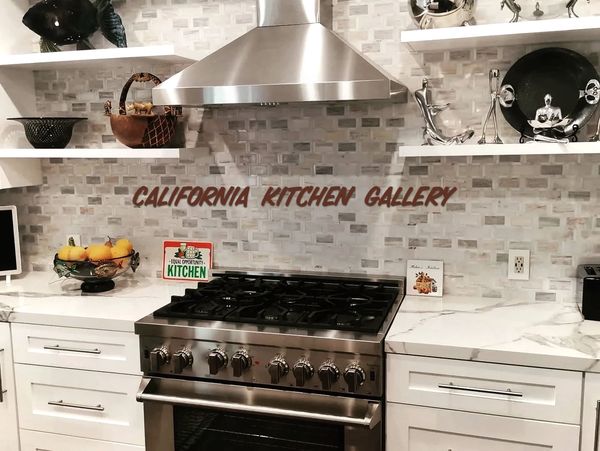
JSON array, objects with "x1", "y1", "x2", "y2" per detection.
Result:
[
  {"x1": 20, "y1": 430, "x2": 144, "y2": 451},
  {"x1": 388, "y1": 354, "x2": 583, "y2": 424},
  {"x1": 582, "y1": 373, "x2": 600, "y2": 451},
  {"x1": 15, "y1": 364, "x2": 144, "y2": 446},
  {"x1": 387, "y1": 403, "x2": 580, "y2": 451},
  {"x1": 12, "y1": 323, "x2": 141, "y2": 374},
  {"x1": 0, "y1": 323, "x2": 20, "y2": 451}
]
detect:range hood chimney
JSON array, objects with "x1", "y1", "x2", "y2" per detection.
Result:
[{"x1": 153, "y1": 0, "x2": 407, "y2": 106}]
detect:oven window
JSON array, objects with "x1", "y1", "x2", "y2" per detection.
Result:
[{"x1": 174, "y1": 406, "x2": 345, "y2": 451}]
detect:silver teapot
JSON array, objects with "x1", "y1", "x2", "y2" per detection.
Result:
[{"x1": 409, "y1": 0, "x2": 476, "y2": 29}]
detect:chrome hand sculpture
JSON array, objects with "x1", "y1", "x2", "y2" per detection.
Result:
[
  {"x1": 415, "y1": 78, "x2": 474, "y2": 146},
  {"x1": 500, "y1": 0, "x2": 521, "y2": 22},
  {"x1": 478, "y1": 69, "x2": 505, "y2": 144},
  {"x1": 567, "y1": 0, "x2": 589, "y2": 17}
]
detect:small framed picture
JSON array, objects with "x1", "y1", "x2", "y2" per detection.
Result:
[{"x1": 406, "y1": 260, "x2": 443, "y2": 297}]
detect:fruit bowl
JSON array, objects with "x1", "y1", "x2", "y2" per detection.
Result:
[{"x1": 53, "y1": 250, "x2": 140, "y2": 293}]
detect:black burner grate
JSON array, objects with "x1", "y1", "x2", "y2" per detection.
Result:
[{"x1": 154, "y1": 274, "x2": 400, "y2": 334}]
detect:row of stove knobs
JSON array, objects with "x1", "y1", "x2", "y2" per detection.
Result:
[
  {"x1": 267, "y1": 356, "x2": 366, "y2": 392},
  {"x1": 150, "y1": 347, "x2": 366, "y2": 392},
  {"x1": 213, "y1": 350, "x2": 367, "y2": 392}
]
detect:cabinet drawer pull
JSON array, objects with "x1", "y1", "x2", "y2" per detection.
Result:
[
  {"x1": 594, "y1": 400, "x2": 600, "y2": 451},
  {"x1": 48, "y1": 400, "x2": 105, "y2": 411},
  {"x1": 43, "y1": 344, "x2": 101, "y2": 355},
  {"x1": 438, "y1": 382, "x2": 523, "y2": 397},
  {"x1": 0, "y1": 347, "x2": 5, "y2": 403}
]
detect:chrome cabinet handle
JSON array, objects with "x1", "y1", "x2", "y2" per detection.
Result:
[
  {"x1": 48, "y1": 400, "x2": 105, "y2": 411},
  {"x1": 0, "y1": 348, "x2": 5, "y2": 403},
  {"x1": 594, "y1": 400, "x2": 600, "y2": 451},
  {"x1": 438, "y1": 382, "x2": 523, "y2": 398},
  {"x1": 43, "y1": 345, "x2": 101, "y2": 355}
]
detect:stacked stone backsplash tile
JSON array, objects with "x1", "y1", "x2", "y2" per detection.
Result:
[{"x1": 2, "y1": 0, "x2": 600, "y2": 302}]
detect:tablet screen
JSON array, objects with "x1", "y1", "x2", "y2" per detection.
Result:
[{"x1": 0, "y1": 209, "x2": 18, "y2": 272}]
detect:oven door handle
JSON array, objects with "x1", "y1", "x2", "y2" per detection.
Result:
[{"x1": 137, "y1": 377, "x2": 381, "y2": 429}]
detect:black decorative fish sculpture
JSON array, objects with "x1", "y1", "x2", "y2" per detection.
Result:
[{"x1": 23, "y1": 0, "x2": 127, "y2": 52}]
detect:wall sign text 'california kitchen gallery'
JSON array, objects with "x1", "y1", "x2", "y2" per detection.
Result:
[{"x1": 133, "y1": 186, "x2": 458, "y2": 208}]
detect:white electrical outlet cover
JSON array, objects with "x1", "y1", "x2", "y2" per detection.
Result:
[{"x1": 508, "y1": 249, "x2": 530, "y2": 281}]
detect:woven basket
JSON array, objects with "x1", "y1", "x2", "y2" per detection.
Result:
[{"x1": 105, "y1": 73, "x2": 181, "y2": 149}]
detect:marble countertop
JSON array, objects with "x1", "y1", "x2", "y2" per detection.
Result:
[
  {"x1": 386, "y1": 295, "x2": 600, "y2": 372},
  {"x1": 0, "y1": 272, "x2": 186, "y2": 332}
]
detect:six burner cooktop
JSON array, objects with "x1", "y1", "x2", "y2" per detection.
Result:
[{"x1": 154, "y1": 274, "x2": 401, "y2": 333}]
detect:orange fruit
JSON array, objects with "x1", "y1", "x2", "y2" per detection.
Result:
[
  {"x1": 87, "y1": 245, "x2": 113, "y2": 262},
  {"x1": 115, "y1": 239, "x2": 133, "y2": 253}
]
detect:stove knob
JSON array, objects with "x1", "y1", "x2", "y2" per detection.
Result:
[
  {"x1": 149, "y1": 347, "x2": 170, "y2": 372},
  {"x1": 208, "y1": 349, "x2": 228, "y2": 375},
  {"x1": 343, "y1": 364, "x2": 366, "y2": 393},
  {"x1": 231, "y1": 350, "x2": 252, "y2": 377},
  {"x1": 292, "y1": 360, "x2": 314, "y2": 387},
  {"x1": 318, "y1": 362, "x2": 340, "y2": 390},
  {"x1": 268, "y1": 356, "x2": 289, "y2": 384},
  {"x1": 173, "y1": 349, "x2": 193, "y2": 374}
]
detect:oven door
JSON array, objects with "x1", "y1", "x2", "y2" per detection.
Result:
[{"x1": 137, "y1": 377, "x2": 381, "y2": 451}]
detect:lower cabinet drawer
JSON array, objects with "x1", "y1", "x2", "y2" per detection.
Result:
[
  {"x1": 387, "y1": 403, "x2": 580, "y2": 451},
  {"x1": 387, "y1": 354, "x2": 582, "y2": 424},
  {"x1": 15, "y1": 364, "x2": 144, "y2": 446},
  {"x1": 11, "y1": 323, "x2": 140, "y2": 374},
  {"x1": 20, "y1": 430, "x2": 144, "y2": 451}
]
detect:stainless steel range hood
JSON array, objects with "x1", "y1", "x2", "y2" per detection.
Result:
[{"x1": 152, "y1": 0, "x2": 407, "y2": 106}]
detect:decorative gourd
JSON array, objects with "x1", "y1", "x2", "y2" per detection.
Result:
[
  {"x1": 57, "y1": 237, "x2": 87, "y2": 261},
  {"x1": 115, "y1": 238, "x2": 133, "y2": 253},
  {"x1": 87, "y1": 239, "x2": 113, "y2": 262}
]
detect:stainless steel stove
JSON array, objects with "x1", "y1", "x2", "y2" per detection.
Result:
[{"x1": 135, "y1": 271, "x2": 404, "y2": 451}]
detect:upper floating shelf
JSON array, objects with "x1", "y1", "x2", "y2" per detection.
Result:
[
  {"x1": 397, "y1": 142, "x2": 600, "y2": 157},
  {"x1": 401, "y1": 16, "x2": 600, "y2": 51},
  {"x1": 0, "y1": 45, "x2": 197, "y2": 70},
  {"x1": 0, "y1": 148, "x2": 180, "y2": 159}
]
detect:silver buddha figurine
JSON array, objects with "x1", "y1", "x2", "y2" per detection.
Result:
[{"x1": 415, "y1": 78, "x2": 474, "y2": 145}]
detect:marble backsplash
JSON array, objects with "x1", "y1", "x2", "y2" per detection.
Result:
[{"x1": 1, "y1": 0, "x2": 600, "y2": 303}]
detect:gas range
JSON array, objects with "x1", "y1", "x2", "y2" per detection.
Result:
[{"x1": 135, "y1": 271, "x2": 404, "y2": 398}]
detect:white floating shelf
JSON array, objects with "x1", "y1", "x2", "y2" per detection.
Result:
[
  {"x1": 0, "y1": 148, "x2": 180, "y2": 159},
  {"x1": 0, "y1": 45, "x2": 197, "y2": 70},
  {"x1": 398, "y1": 142, "x2": 600, "y2": 157},
  {"x1": 401, "y1": 16, "x2": 600, "y2": 51}
]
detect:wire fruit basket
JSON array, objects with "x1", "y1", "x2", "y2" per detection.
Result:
[{"x1": 54, "y1": 251, "x2": 140, "y2": 293}]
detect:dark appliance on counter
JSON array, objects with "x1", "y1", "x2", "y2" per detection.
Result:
[
  {"x1": 577, "y1": 264, "x2": 600, "y2": 320},
  {"x1": 135, "y1": 271, "x2": 405, "y2": 451}
]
